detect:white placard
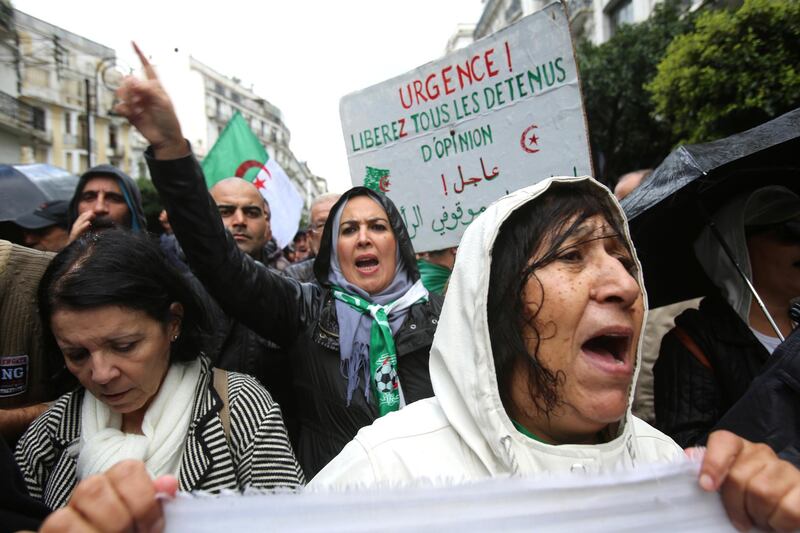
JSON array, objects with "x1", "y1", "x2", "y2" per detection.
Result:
[
  {"x1": 339, "y1": 2, "x2": 592, "y2": 252},
  {"x1": 164, "y1": 459, "x2": 733, "y2": 532}
]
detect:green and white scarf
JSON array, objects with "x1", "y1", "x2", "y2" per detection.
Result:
[{"x1": 332, "y1": 280, "x2": 428, "y2": 416}]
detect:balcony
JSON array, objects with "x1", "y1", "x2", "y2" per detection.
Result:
[{"x1": 0, "y1": 90, "x2": 46, "y2": 134}]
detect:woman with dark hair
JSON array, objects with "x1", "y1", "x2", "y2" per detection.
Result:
[
  {"x1": 311, "y1": 178, "x2": 800, "y2": 531},
  {"x1": 114, "y1": 45, "x2": 442, "y2": 478},
  {"x1": 14, "y1": 230, "x2": 303, "y2": 510}
]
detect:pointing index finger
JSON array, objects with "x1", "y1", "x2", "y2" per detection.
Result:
[{"x1": 132, "y1": 41, "x2": 157, "y2": 80}]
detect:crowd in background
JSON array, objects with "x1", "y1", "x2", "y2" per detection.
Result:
[{"x1": 0, "y1": 46, "x2": 799, "y2": 533}]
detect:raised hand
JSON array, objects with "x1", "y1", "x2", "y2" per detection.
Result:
[{"x1": 115, "y1": 42, "x2": 189, "y2": 160}]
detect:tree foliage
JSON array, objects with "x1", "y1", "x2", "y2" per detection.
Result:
[
  {"x1": 577, "y1": 1, "x2": 694, "y2": 185},
  {"x1": 135, "y1": 177, "x2": 164, "y2": 234},
  {"x1": 647, "y1": 0, "x2": 800, "y2": 144}
]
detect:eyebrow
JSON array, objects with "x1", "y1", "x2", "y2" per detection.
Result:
[
  {"x1": 562, "y1": 221, "x2": 622, "y2": 248},
  {"x1": 216, "y1": 204, "x2": 262, "y2": 210},
  {"x1": 339, "y1": 216, "x2": 389, "y2": 226}
]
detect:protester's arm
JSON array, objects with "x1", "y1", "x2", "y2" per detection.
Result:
[
  {"x1": 653, "y1": 329, "x2": 720, "y2": 447},
  {"x1": 40, "y1": 460, "x2": 177, "y2": 533},
  {"x1": 116, "y1": 43, "x2": 315, "y2": 347},
  {"x1": 700, "y1": 430, "x2": 800, "y2": 531},
  {"x1": 0, "y1": 403, "x2": 48, "y2": 444}
]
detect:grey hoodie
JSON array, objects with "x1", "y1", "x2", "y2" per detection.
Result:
[{"x1": 67, "y1": 164, "x2": 147, "y2": 233}]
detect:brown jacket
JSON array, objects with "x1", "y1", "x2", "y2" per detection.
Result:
[{"x1": 0, "y1": 241, "x2": 63, "y2": 408}]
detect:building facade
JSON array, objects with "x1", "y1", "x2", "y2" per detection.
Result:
[
  {"x1": 1, "y1": 7, "x2": 145, "y2": 175},
  {"x1": 444, "y1": 23, "x2": 477, "y2": 54},
  {"x1": 184, "y1": 57, "x2": 327, "y2": 206},
  {"x1": 473, "y1": 0, "x2": 682, "y2": 45}
]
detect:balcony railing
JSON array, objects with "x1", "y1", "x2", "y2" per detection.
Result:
[{"x1": 0, "y1": 90, "x2": 46, "y2": 132}]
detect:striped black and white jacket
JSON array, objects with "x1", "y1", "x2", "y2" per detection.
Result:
[{"x1": 14, "y1": 356, "x2": 305, "y2": 509}]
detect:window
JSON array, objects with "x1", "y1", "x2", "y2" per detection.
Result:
[
  {"x1": 609, "y1": 0, "x2": 635, "y2": 32},
  {"x1": 64, "y1": 112, "x2": 72, "y2": 134},
  {"x1": 109, "y1": 125, "x2": 118, "y2": 149},
  {"x1": 32, "y1": 107, "x2": 45, "y2": 131}
]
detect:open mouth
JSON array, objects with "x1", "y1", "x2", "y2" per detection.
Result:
[
  {"x1": 581, "y1": 333, "x2": 630, "y2": 366},
  {"x1": 355, "y1": 255, "x2": 379, "y2": 273}
]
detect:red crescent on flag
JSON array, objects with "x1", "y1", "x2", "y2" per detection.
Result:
[
  {"x1": 235, "y1": 160, "x2": 272, "y2": 179},
  {"x1": 520, "y1": 124, "x2": 540, "y2": 154},
  {"x1": 379, "y1": 175, "x2": 391, "y2": 192}
]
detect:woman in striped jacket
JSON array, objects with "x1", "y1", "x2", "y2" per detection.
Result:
[{"x1": 15, "y1": 230, "x2": 304, "y2": 509}]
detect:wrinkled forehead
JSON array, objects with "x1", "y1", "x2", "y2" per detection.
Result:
[
  {"x1": 210, "y1": 180, "x2": 264, "y2": 207},
  {"x1": 82, "y1": 176, "x2": 122, "y2": 194},
  {"x1": 533, "y1": 213, "x2": 628, "y2": 258}
]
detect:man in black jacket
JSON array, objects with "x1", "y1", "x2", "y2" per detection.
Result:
[{"x1": 199, "y1": 177, "x2": 295, "y2": 440}]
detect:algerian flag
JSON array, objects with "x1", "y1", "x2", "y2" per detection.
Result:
[{"x1": 201, "y1": 111, "x2": 304, "y2": 248}]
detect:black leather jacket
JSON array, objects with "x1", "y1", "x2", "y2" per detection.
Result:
[
  {"x1": 654, "y1": 294, "x2": 770, "y2": 448},
  {"x1": 146, "y1": 150, "x2": 442, "y2": 478},
  {"x1": 712, "y1": 327, "x2": 800, "y2": 467}
]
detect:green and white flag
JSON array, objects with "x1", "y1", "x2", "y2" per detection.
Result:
[{"x1": 201, "y1": 111, "x2": 303, "y2": 248}]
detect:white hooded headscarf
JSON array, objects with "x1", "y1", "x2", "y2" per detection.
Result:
[{"x1": 311, "y1": 177, "x2": 682, "y2": 488}]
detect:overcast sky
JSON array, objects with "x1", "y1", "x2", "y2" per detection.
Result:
[{"x1": 13, "y1": 0, "x2": 485, "y2": 192}]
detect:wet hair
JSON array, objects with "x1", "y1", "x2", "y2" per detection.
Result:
[
  {"x1": 487, "y1": 181, "x2": 632, "y2": 419},
  {"x1": 38, "y1": 229, "x2": 210, "y2": 387}
]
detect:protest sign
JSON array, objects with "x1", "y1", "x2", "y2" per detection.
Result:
[
  {"x1": 339, "y1": 1, "x2": 591, "y2": 252},
  {"x1": 164, "y1": 460, "x2": 732, "y2": 532}
]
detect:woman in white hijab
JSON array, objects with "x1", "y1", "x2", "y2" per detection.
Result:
[{"x1": 311, "y1": 177, "x2": 800, "y2": 531}]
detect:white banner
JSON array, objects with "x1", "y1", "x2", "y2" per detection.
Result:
[
  {"x1": 339, "y1": 2, "x2": 591, "y2": 252},
  {"x1": 164, "y1": 460, "x2": 733, "y2": 532}
]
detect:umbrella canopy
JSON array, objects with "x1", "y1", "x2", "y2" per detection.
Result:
[
  {"x1": 0, "y1": 164, "x2": 79, "y2": 222},
  {"x1": 622, "y1": 107, "x2": 800, "y2": 309}
]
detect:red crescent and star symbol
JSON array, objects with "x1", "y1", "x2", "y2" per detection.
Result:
[
  {"x1": 379, "y1": 175, "x2": 391, "y2": 192},
  {"x1": 234, "y1": 159, "x2": 272, "y2": 189},
  {"x1": 520, "y1": 124, "x2": 541, "y2": 154}
]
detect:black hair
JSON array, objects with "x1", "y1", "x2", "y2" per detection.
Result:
[
  {"x1": 487, "y1": 181, "x2": 632, "y2": 419},
  {"x1": 38, "y1": 229, "x2": 210, "y2": 387}
]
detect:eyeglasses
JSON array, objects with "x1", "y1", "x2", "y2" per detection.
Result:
[{"x1": 308, "y1": 222, "x2": 326, "y2": 234}]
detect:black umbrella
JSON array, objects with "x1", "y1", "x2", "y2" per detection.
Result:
[
  {"x1": 622, "y1": 108, "x2": 800, "y2": 338},
  {"x1": 0, "y1": 163, "x2": 79, "y2": 222}
]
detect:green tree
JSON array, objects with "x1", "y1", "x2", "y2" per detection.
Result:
[
  {"x1": 577, "y1": 1, "x2": 694, "y2": 185},
  {"x1": 647, "y1": 0, "x2": 800, "y2": 144},
  {"x1": 135, "y1": 177, "x2": 164, "y2": 234}
]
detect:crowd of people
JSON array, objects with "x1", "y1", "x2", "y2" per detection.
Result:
[{"x1": 1, "y1": 44, "x2": 799, "y2": 532}]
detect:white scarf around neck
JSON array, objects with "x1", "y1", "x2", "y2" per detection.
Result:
[{"x1": 77, "y1": 358, "x2": 202, "y2": 480}]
